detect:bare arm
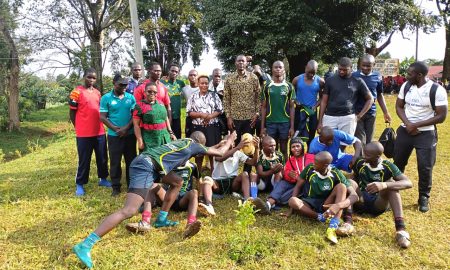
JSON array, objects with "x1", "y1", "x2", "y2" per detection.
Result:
[
  {"x1": 317, "y1": 94, "x2": 329, "y2": 130},
  {"x1": 350, "y1": 138, "x2": 362, "y2": 168},
  {"x1": 165, "y1": 104, "x2": 172, "y2": 123},
  {"x1": 315, "y1": 78, "x2": 325, "y2": 109},
  {"x1": 356, "y1": 91, "x2": 374, "y2": 120},
  {"x1": 205, "y1": 131, "x2": 237, "y2": 157},
  {"x1": 133, "y1": 118, "x2": 144, "y2": 150},
  {"x1": 376, "y1": 93, "x2": 392, "y2": 123},
  {"x1": 165, "y1": 116, "x2": 176, "y2": 140},
  {"x1": 291, "y1": 178, "x2": 305, "y2": 198},
  {"x1": 412, "y1": 105, "x2": 447, "y2": 128},
  {"x1": 289, "y1": 99, "x2": 295, "y2": 137},
  {"x1": 366, "y1": 173, "x2": 412, "y2": 193},
  {"x1": 69, "y1": 109, "x2": 76, "y2": 126}
]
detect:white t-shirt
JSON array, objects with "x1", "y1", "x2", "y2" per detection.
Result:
[
  {"x1": 182, "y1": 85, "x2": 199, "y2": 101},
  {"x1": 212, "y1": 150, "x2": 249, "y2": 180},
  {"x1": 398, "y1": 80, "x2": 448, "y2": 131}
]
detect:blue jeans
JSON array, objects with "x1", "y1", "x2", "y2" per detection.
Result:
[{"x1": 269, "y1": 180, "x2": 295, "y2": 205}]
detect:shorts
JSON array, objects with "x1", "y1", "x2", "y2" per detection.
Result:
[
  {"x1": 258, "y1": 175, "x2": 275, "y2": 192},
  {"x1": 192, "y1": 123, "x2": 221, "y2": 147},
  {"x1": 171, "y1": 192, "x2": 188, "y2": 211},
  {"x1": 322, "y1": 114, "x2": 357, "y2": 135},
  {"x1": 128, "y1": 155, "x2": 159, "y2": 191},
  {"x1": 269, "y1": 180, "x2": 295, "y2": 205},
  {"x1": 127, "y1": 188, "x2": 149, "y2": 200},
  {"x1": 214, "y1": 177, "x2": 235, "y2": 195},
  {"x1": 301, "y1": 197, "x2": 325, "y2": 213},
  {"x1": 266, "y1": 122, "x2": 290, "y2": 140},
  {"x1": 359, "y1": 191, "x2": 388, "y2": 216},
  {"x1": 332, "y1": 154, "x2": 353, "y2": 172}
]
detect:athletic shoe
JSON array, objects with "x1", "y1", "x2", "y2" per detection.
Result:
[
  {"x1": 183, "y1": 220, "x2": 202, "y2": 239},
  {"x1": 198, "y1": 203, "x2": 216, "y2": 216},
  {"x1": 336, "y1": 222, "x2": 355, "y2": 237},
  {"x1": 251, "y1": 197, "x2": 270, "y2": 215},
  {"x1": 326, "y1": 227, "x2": 338, "y2": 244},
  {"x1": 76, "y1": 184, "x2": 85, "y2": 196},
  {"x1": 73, "y1": 243, "x2": 93, "y2": 269},
  {"x1": 232, "y1": 192, "x2": 244, "y2": 200},
  {"x1": 418, "y1": 196, "x2": 429, "y2": 212},
  {"x1": 111, "y1": 188, "x2": 120, "y2": 197},
  {"x1": 395, "y1": 230, "x2": 411, "y2": 249},
  {"x1": 98, "y1": 178, "x2": 112, "y2": 187},
  {"x1": 125, "y1": 221, "x2": 151, "y2": 233},
  {"x1": 153, "y1": 218, "x2": 179, "y2": 228}
]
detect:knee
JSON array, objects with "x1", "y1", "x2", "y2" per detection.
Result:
[
  {"x1": 120, "y1": 207, "x2": 137, "y2": 219},
  {"x1": 335, "y1": 183, "x2": 347, "y2": 193},
  {"x1": 189, "y1": 189, "x2": 198, "y2": 198},
  {"x1": 241, "y1": 171, "x2": 249, "y2": 177},
  {"x1": 288, "y1": 197, "x2": 300, "y2": 208}
]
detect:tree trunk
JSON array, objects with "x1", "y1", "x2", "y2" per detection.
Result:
[
  {"x1": 91, "y1": 36, "x2": 104, "y2": 93},
  {"x1": 286, "y1": 53, "x2": 311, "y2": 81},
  {"x1": 0, "y1": 16, "x2": 20, "y2": 131},
  {"x1": 442, "y1": 25, "x2": 450, "y2": 83}
]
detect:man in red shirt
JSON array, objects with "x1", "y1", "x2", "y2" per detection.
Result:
[
  {"x1": 133, "y1": 62, "x2": 172, "y2": 123},
  {"x1": 69, "y1": 68, "x2": 110, "y2": 196}
]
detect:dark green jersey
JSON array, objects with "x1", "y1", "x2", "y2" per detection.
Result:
[
  {"x1": 299, "y1": 164, "x2": 350, "y2": 199},
  {"x1": 261, "y1": 80, "x2": 294, "y2": 123},
  {"x1": 353, "y1": 158, "x2": 402, "y2": 192},
  {"x1": 161, "y1": 79, "x2": 185, "y2": 119},
  {"x1": 172, "y1": 161, "x2": 199, "y2": 194},
  {"x1": 257, "y1": 151, "x2": 285, "y2": 171}
]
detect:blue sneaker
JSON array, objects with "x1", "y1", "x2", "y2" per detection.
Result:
[
  {"x1": 73, "y1": 243, "x2": 93, "y2": 269},
  {"x1": 153, "y1": 218, "x2": 179, "y2": 228},
  {"x1": 76, "y1": 185, "x2": 85, "y2": 196},
  {"x1": 98, "y1": 178, "x2": 112, "y2": 187}
]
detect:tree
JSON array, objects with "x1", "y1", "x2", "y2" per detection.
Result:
[
  {"x1": 203, "y1": 0, "x2": 438, "y2": 78},
  {"x1": 0, "y1": 0, "x2": 20, "y2": 131},
  {"x1": 435, "y1": 0, "x2": 450, "y2": 81},
  {"x1": 137, "y1": 0, "x2": 206, "y2": 72}
]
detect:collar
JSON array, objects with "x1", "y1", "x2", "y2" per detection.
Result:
[
  {"x1": 315, "y1": 166, "x2": 333, "y2": 179},
  {"x1": 360, "y1": 71, "x2": 373, "y2": 76},
  {"x1": 364, "y1": 161, "x2": 383, "y2": 172}
]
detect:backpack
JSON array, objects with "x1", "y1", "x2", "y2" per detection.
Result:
[{"x1": 379, "y1": 124, "x2": 396, "y2": 158}]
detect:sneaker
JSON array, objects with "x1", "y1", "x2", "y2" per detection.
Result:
[
  {"x1": 336, "y1": 222, "x2": 355, "y2": 237},
  {"x1": 153, "y1": 218, "x2": 179, "y2": 228},
  {"x1": 183, "y1": 220, "x2": 202, "y2": 239},
  {"x1": 251, "y1": 197, "x2": 270, "y2": 215},
  {"x1": 198, "y1": 203, "x2": 216, "y2": 216},
  {"x1": 76, "y1": 184, "x2": 85, "y2": 196},
  {"x1": 395, "y1": 230, "x2": 411, "y2": 249},
  {"x1": 418, "y1": 196, "x2": 429, "y2": 212},
  {"x1": 326, "y1": 227, "x2": 338, "y2": 244},
  {"x1": 98, "y1": 178, "x2": 112, "y2": 187},
  {"x1": 232, "y1": 192, "x2": 244, "y2": 200},
  {"x1": 111, "y1": 188, "x2": 120, "y2": 197},
  {"x1": 125, "y1": 221, "x2": 151, "y2": 233},
  {"x1": 73, "y1": 243, "x2": 93, "y2": 269}
]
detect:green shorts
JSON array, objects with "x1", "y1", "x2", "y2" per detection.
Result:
[{"x1": 214, "y1": 177, "x2": 235, "y2": 195}]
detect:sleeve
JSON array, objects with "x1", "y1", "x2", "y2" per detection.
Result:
[
  {"x1": 384, "y1": 160, "x2": 402, "y2": 178},
  {"x1": 191, "y1": 163, "x2": 200, "y2": 179},
  {"x1": 335, "y1": 130, "x2": 356, "y2": 145},
  {"x1": 214, "y1": 92, "x2": 223, "y2": 113},
  {"x1": 236, "y1": 151, "x2": 249, "y2": 164},
  {"x1": 68, "y1": 88, "x2": 81, "y2": 110},
  {"x1": 162, "y1": 86, "x2": 171, "y2": 105},
  {"x1": 335, "y1": 169, "x2": 351, "y2": 187},
  {"x1": 132, "y1": 102, "x2": 143, "y2": 119},
  {"x1": 352, "y1": 158, "x2": 364, "y2": 178},
  {"x1": 376, "y1": 75, "x2": 383, "y2": 95},
  {"x1": 256, "y1": 153, "x2": 263, "y2": 166},
  {"x1": 186, "y1": 94, "x2": 194, "y2": 113},
  {"x1": 223, "y1": 76, "x2": 231, "y2": 117},
  {"x1": 261, "y1": 82, "x2": 267, "y2": 101},
  {"x1": 398, "y1": 83, "x2": 406, "y2": 99},
  {"x1": 435, "y1": 86, "x2": 448, "y2": 107},
  {"x1": 323, "y1": 78, "x2": 330, "y2": 95},
  {"x1": 99, "y1": 95, "x2": 109, "y2": 113},
  {"x1": 288, "y1": 83, "x2": 295, "y2": 100},
  {"x1": 358, "y1": 78, "x2": 371, "y2": 97},
  {"x1": 299, "y1": 164, "x2": 312, "y2": 180},
  {"x1": 192, "y1": 142, "x2": 208, "y2": 156},
  {"x1": 307, "y1": 139, "x2": 321, "y2": 154},
  {"x1": 178, "y1": 79, "x2": 186, "y2": 89},
  {"x1": 134, "y1": 84, "x2": 145, "y2": 102}
]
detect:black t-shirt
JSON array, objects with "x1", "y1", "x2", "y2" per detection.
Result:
[{"x1": 324, "y1": 74, "x2": 370, "y2": 116}]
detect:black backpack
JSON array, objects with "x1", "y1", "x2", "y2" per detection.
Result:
[{"x1": 379, "y1": 124, "x2": 396, "y2": 158}]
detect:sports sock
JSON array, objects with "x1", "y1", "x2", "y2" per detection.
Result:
[
  {"x1": 317, "y1": 213, "x2": 326, "y2": 222},
  {"x1": 187, "y1": 215, "x2": 197, "y2": 224},
  {"x1": 142, "y1": 210, "x2": 152, "y2": 224},
  {"x1": 329, "y1": 217, "x2": 340, "y2": 229},
  {"x1": 82, "y1": 232, "x2": 101, "y2": 249},
  {"x1": 157, "y1": 210, "x2": 168, "y2": 221},
  {"x1": 343, "y1": 209, "x2": 353, "y2": 224},
  {"x1": 394, "y1": 217, "x2": 406, "y2": 231}
]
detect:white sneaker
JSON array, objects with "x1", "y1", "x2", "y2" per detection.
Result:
[
  {"x1": 198, "y1": 203, "x2": 216, "y2": 216},
  {"x1": 232, "y1": 192, "x2": 244, "y2": 200}
]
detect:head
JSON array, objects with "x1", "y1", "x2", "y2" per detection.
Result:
[
  {"x1": 212, "y1": 68, "x2": 222, "y2": 87},
  {"x1": 190, "y1": 131, "x2": 207, "y2": 145},
  {"x1": 272, "y1": 61, "x2": 285, "y2": 79},
  {"x1": 406, "y1": 61, "x2": 428, "y2": 85},
  {"x1": 148, "y1": 62, "x2": 162, "y2": 81},
  {"x1": 338, "y1": 57, "x2": 352, "y2": 78},
  {"x1": 313, "y1": 151, "x2": 333, "y2": 175},
  {"x1": 289, "y1": 137, "x2": 305, "y2": 157},
  {"x1": 168, "y1": 64, "x2": 180, "y2": 81},
  {"x1": 318, "y1": 126, "x2": 334, "y2": 146},
  {"x1": 84, "y1": 68, "x2": 97, "y2": 87},
  {"x1": 360, "y1": 54, "x2": 375, "y2": 75},
  {"x1": 197, "y1": 74, "x2": 209, "y2": 94},
  {"x1": 144, "y1": 82, "x2": 158, "y2": 103},
  {"x1": 112, "y1": 74, "x2": 128, "y2": 94},
  {"x1": 363, "y1": 142, "x2": 384, "y2": 167},
  {"x1": 305, "y1": 60, "x2": 318, "y2": 80},
  {"x1": 188, "y1": 69, "x2": 198, "y2": 86},
  {"x1": 235, "y1": 55, "x2": 248, "y2": 72},
  {"x1": 131, "y1": 62, "x2": 143, "y2": 79},
  {"x1": 262, "y1": 136, "x2": 276, "y2": 155}
]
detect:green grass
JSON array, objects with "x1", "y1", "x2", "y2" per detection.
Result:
[{"x1": 1, "y1": 96, "x2": 450, "y2": 269}]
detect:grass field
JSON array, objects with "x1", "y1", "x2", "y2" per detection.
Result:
[{"x1": 0, "y1": 95, "x2": 449, "y2": 270}]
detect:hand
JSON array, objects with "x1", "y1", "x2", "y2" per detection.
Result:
[
  {"x1": 137, "y1": 139, "x2": 145, "y2": 150},
  {"x1": 271, "y1": 163, "x2": 283, "y2": 173},
  {"x1": 260, "y1": 127, "x2": 267, "y2": 138},
  {"x1": 288, "y1": 128, "x2": 295, "y2": 138},
  {"x1": 236, "y1": 139, "x2": 246, "y2": 150},
  {"x1": 227, "y1": 117, "x2": 235, "y2": 131},
  {"x1": 366, "y1": 182, "x2": 387, "y2": 194},
  {"x1": 322, "y1": 203, "x2": 341, "y2": 218},
  {"x1": 252, "y1": 136, "x2": 260, "y2": 148},
  {"x1": 250, "y1": 114, "x2": 259, "y2": 128},
  {"x1": 317, "y1": 122, "x2": 323, "y2": 133},
  {"x1": 116, "y1": 126, "x2": 128, "y2": 137},
  {"x1": 288, "y1": 170, "x2": 298, "y2": 179},
  {"x1": 356, "y1": 114, "x2": 363, "y2": 121},
  {"x1": 384, "y1": 112, "x2": 392, "y2": 123},
  {"x1": 228, "y1": 130, "x2": 238, "y2": 142},
  {"x1": 405, "y1": 122, "x2": 419, "y2": 135},
  {"x1": 170, "y1": 134, "x2": 177, "y2": 141}
]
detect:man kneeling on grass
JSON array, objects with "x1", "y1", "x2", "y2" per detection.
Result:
[
  {"x1": 72, "y1": 131, "x2": 237, "y2": 269},
  {"x1": 338, "y1": 142, "x2": 412, "y2": 248},
  {"x1": 288, "y1": 151, "x2": 358, "y2": 244}
]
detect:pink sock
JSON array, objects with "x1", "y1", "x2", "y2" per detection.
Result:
[
  {"x1": 187, "y1": 215, "x2": 197, "y2": 224},
  {"x1": 142, "y1": 210, "x2": 151, "y2": 223}
]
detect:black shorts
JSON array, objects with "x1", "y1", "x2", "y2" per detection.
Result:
[
  {"x1": 214, "y1": 177, "x2": 235, "y2": 195},
  {"x1": 171, "y1": 192, "x2": 188, "y2": 211},
  {"x1": 301, "y1": 197, "x2": 325, "y2": 213},
  {"x1": 359, "y1": 191, "x2": 388, "y2": 216},
  {"x1": 192, "y1": 123, "x2": 221, "y2": 147}
]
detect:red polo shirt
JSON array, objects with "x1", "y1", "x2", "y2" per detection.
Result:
[{"x1": 133, "y1": 79, "x2": 170, "y2": 105}]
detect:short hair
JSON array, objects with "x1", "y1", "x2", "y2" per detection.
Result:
[
  {"x1": 112, "y1": 73, "x2": 122, "y2": 83},
  {"x1": 148, "y1": 62, "x2": 161, "y2": 70},
  {"x1": 145, "y1": 82, "x2": 157, "y2": 89},
  {"x1": 212, "y1": 68, "x2": 221, "y2": 75},
  {"x1": 338, "y1": 57, "x2": 352, "y2": 67},
  {"x1": 197, "y1": 74, "x2": 209, "y2": 81},
  {"x1": 306, "y1": 60, "x2": 318, "y2": 70},
  {"x1": 409, "y1": 61, "x2": 429, "y2": 76},
  {"x1": 169, "y1": 63, "x2": 179, "y2": 69},
  {"x1": 131, "y1": 62, "x2": 142, "y2": 69},
  {"x1": 83, "y1": 67, "x2": 96, "y2": 77},
  {"x1": 361, "y1": 54, "x2": 375, "y2": 63}
]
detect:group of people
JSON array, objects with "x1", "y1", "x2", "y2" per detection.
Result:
[{"x1": 69, "y1": 54, "x2": 447, "y2": 269}]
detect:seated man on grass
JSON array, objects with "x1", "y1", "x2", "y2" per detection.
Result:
[
  {"x1": 308, "y1": 126, "x2": 362, "y2": 172},
  {"x1": 288, "y1": 151, "x2": 358, "y2": 244},
  {"x1": 338, "y1": 142, "x2": 412, "y2": 248},
  {"x1": 72, "y1": 131, "x2": 237, "y2": 269},
  {"x1": 198, "y1": 134, "x2": 260, "y2": 216},
  {"x1": 126, "y1": 160, "x2": 202, "y2": 239}
]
